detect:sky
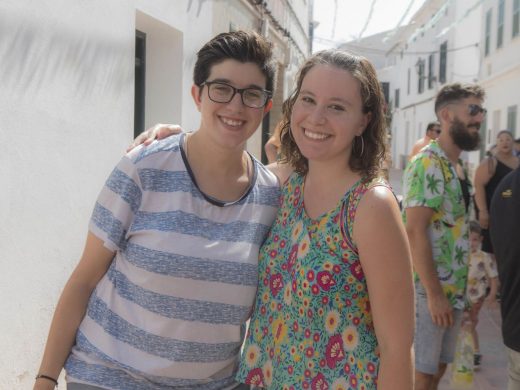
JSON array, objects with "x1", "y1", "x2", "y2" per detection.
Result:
[{"x1": 312, "y1": 0, "x2": 427, "y2": 52}]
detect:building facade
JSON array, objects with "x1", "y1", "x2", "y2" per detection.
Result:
[
  {"x1": 383, "y1": 0, "x2": 483, "y2": 169},
  {"x1": 0, "y1": 1, "x2": 311, "y2": 387},
  {"x1": 478, "y1": 0, "x2": 520, "y2": 151}
]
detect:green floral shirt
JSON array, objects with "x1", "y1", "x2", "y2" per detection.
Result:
[{"x1": 402, "y1": 141, "x2": 470, "y2": 309}]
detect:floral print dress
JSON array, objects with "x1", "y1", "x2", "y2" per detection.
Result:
[{"x1": 236, "y1": 173, "x2": 388, "y2": 389}]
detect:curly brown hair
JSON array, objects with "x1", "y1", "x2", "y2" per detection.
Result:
[{"x1": 278, "y1": 50, "x2": 387, "y2": 179}]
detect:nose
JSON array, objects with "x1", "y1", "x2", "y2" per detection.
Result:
[
  {"x1": 308, "y1": 105, "x2": 326, "y2": 125},
  {"x1": 225, "y1": 91, "x2": 246, "y2": 111}
]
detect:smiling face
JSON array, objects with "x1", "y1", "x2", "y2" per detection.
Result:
[
  {"x1": 290, "y1": 64, "x2": 369, "y2": 167},
  {"x1": 192, "y1": 59, "x2": 272, "y2": 150}
]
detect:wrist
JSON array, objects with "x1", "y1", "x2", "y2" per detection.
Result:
[
  {"x1": 425, "y1": 286, "x2": 445, "y2": 299},
  {"x1": 35, "y1": 374, "x2": 58, "y2": 388}
]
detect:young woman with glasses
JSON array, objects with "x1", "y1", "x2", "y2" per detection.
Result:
[{"x1": 34, "y1": 30, "x2": 278, "y2": 390}]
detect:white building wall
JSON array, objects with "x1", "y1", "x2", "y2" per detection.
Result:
[
  {"x1": 385, "y1": 0, "x2": 483, "y2": 169},
  {"x1": 0, "y1": 1, "x2": 137, "y2": 388},
  {"x1": 479, "y1": 0, "x2": 520, "y2": 149},
  {"x1": 0, "y1": 0, "x2": 310, "y2": 388}
]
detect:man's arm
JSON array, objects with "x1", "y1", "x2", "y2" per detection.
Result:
[{"x1": 405, "y1": 206, "x2": 454, "y2": 327}]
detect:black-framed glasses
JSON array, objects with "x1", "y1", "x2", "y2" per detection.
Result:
[
  {"x1": 201, "y1": 81, "x2": 271, "y2": 109},
  {"x1": 467, "y1": 104, "x2": 487, "y2": 117}
]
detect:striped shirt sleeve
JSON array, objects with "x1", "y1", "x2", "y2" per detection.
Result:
[{"x1": 89, "y1": 156, "x2": 143, "y2": 252}]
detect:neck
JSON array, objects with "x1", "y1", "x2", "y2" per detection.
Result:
[
  {"x1": 437, "y1": 132, "x2": 461, "y2": 165},
  {"x1": 187, "y1": 131, "x2": 246, "y2": 174},
  {"x1": 495, "y1": 150, "x2": 513, "y2": 159},
  {"x1": 306, "y1": 155, "x2": 358, "y2": 188}
]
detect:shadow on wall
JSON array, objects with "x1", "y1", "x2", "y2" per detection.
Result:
[{"x1": 0, "y1": 13, "x2": 133, "y2": 102}]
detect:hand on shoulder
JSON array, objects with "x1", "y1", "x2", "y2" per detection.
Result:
[
  {"x1": 127, "y1": 124, "x2": 184, "y2": 152},
  {"x1": 266, "y1": 162, "x2": 294, "y2": 187}
]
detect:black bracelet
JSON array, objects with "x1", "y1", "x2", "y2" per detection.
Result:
[{"x1": 35, "y1": 374, "x2": 58, "y2": 387}]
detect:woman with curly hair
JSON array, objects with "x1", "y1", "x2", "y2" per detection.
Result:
[{"x1": 237, "y1": 49, "x2": 414, "y2": 389}]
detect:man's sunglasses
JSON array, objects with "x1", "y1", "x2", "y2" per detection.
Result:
[{"x1": 465, "y1": 104, "x2": 487, "y2": 117}]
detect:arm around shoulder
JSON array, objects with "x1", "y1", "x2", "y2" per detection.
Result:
[{"x1": 353, "y1": 186, "x2": 414, "y2": 389}]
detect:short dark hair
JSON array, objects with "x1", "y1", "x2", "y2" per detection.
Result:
[
  {"x1": 515, "y1": 137, "x2": 520, "y2": 144},
  {"x1": 278, "y1": 49, "x2": 387, "y2": 179},
  {"x1": 469, "y1": 220, "x2": 482, "y2": 235},
  {"x1": 426, "y1": 121, "x2": 440, "y2": 133},
  {"x1": 434, "y1": 83, "x2": 486, "y2": 115},
  {"x1": 193, "y1": 30, "x2": 276, "y2": 94}
]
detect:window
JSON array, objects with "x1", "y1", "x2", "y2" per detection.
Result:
[
  {"x1": 508, "y1": 105, "x2": 518, "y2": 135},
  {"x1": 514, "y1": 0, "x2": 520, "y2": 37},
  {"x1": 485, "y1": 9, "x2": 492, "y2": 56},
  {"x1": 134, "y1": 30, "x2": 146, "y2": 138},
  {"x1": 407, "y1": 68, "x2": 411, "y2": 95},
  {"x1": 439, "y1": 41, "x2": 447, "y2": 84},
  {"x1": 395, "y1": 88, "x2": 400, "y2": 108},
  {"x1": 498, "y1": 0, "x2": 505, "y2": 48},
  {"x1": 428, "y1": 54, "x2": 435, "y2": 89},
  {"x1": 417, "y1": 59, "x2": 425, "y2": 94}
]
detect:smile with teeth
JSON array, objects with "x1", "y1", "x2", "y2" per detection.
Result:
[
  {"x1": 304, "y1": 128, "x2": 330, "y2": 140},
  {"x1": 220, "y1": 116, "x2": 244, "y2": 127}
]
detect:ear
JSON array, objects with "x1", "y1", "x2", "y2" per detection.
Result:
[
  {"x1": 191, "y1": 84, "x2": 202, "y2": 112},
  {"x1": 263, "y1": 99, "x2": 273, "y2": 115},
  {"x1": 438, "y1": 106, "x2": 452, "y2": 123}
]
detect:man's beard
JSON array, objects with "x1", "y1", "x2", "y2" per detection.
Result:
[{"x1": 449, "y1": 118, "x2": 481, "y2": 151}]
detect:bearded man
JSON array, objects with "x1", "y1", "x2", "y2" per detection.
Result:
[{"x1": 402, "y1": 83, "x2": 486, "y2": 390}]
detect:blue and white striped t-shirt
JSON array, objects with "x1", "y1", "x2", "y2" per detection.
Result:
[{"x1": 65, "y1": 134, "x2": 280, "y2": 389}]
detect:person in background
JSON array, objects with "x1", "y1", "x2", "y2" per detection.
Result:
[
  {"x1": 465, "y1": 221, "x2": 498, "y2": 369},
  {"x1": 402, "y1": 83, "x2": 486, "y2": 390},
  {"x1": 409, "y1": 121, "x2": 441, "y2": 161},
  {"x1": 490, "y1": 166, "x2": 520, "y2": 389},
  {"x1": 34, "y1": 30, "x2": 278, "y2": 390},
  {"x1": 474, "y1": 130, "x2": 519, "y2": 261}
]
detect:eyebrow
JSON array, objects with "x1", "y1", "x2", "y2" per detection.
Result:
[
  {"x1": 300, "y1": 89, "x2": 353, "y2": 106},
  {"x1": 208, "y1": 78, "x2": 266, "y2": 90}
]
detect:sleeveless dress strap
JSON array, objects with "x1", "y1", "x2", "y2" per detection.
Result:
[{"x1": 340, "y1": 177, "x2": 392, "y2": 254}]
